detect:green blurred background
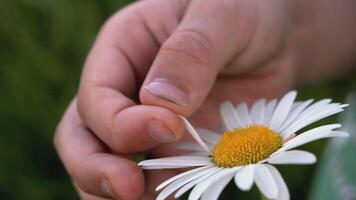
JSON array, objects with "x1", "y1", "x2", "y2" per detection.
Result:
[{"x1": 0, "y1": 0, "x2": 354, "y2": 199}]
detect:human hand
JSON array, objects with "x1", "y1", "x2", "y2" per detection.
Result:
[{"x1": 54, "y1": 0, "x2": 356, "y2": 199}]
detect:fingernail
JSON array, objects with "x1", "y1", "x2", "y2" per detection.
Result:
[
  {"x1": 144, "y1": 79, "x2": 189, "y2": 106},
  {"x1": 148, "y1": 120, "x2": 175, "y2": 143},
  {"x1": 101, "y1": 179, "x2": 115, "y2": 198}
]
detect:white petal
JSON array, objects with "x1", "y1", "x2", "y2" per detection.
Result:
[
  {"x1": 281, "y1": 104, "x2": 345, "y2": 138},
  {"x1": 291, "y1": 101, "x2": 302, "y2": 109},
  {"x1": 234, "y1": 165, "x2": 255, "y2": 191},
  {"x1": 138, "y1": 156, "x2": 211, "y2": 169},
  {"x1": 175, "y1": 167, "x2": 222, "y2": 198},
  {"x1": 201, "y1": 172, "x2": 234, "y2": 200},
  {"x1": 263, "y1": 99, "x2": 277, "y2": 126},
  {"x1": 269, "y1": 91, "x2": 297, "y2": 131},
  {"x1": 180, "y1": 116, "x2": 211, "y2": 153},
  {"x1": 277, "y1": 99, "x2": 313, "y2": 132},
  {"x1": 156, "y1": 165, "x2": 211, "y2": 191},
  {"x1": 196, "y1": 128, "x2": 221, "y2": 145},
  {"x1": 189, "y1": 167, "x2": 239, "y2": 200},
  {"x1": 297, "y1": 99, "x2": 332, "y2": 118},
  {"x1": 254, "y1": 164, "x2": 278, "y2": 199},
  {"x1": 281, "y1": 99, "x2": 332, "y2": 133},
  {"x1": 156, "y1": 166, "x2": 216, "y2": 200},
  {"x1": 265, "y1": 165, "x2": 290, "y2": 200},
  {"x1": 268, "y1": 150, "x2": 316, "y2": 165},
  {"x1": 236, "y1": 103, "x2": 252, "y2": 127},
  {"x1": 220, "y1": 101, "x2": 242, "y2": 130},
  {"x1": 328, "y1": 131, "x2": 349, "y2": 137},
  {"x1": 278, "y1": 124, "x2": 341, "y2": 153},
  {"x1": 250, "y1": 99, "x2": 266, "y2": 124}
]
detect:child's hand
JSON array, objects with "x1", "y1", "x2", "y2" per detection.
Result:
[{"x1": 54, "y1": 0, "x2": 356, "y2": 199}]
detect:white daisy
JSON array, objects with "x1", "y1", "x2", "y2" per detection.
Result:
[{"x1": 139, "y1": 91, "x2": 349, "y2": 200}]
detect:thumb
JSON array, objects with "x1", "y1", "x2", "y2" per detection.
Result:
[{"x1": 140, "y1": 0, "x2": 256, "y2": 115}]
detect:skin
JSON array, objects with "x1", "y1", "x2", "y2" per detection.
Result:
[{"x1": 54, "y1": 0, "x2": 356, "y2": 199}]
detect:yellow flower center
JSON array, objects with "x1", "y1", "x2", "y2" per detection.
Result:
[{"x1": 212, "y1": 125, "x2": 282, "y2": 168}]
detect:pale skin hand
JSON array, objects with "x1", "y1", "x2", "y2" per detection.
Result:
[{"x1": 54, "y1": 0, "x2": 356, "y2": 199}]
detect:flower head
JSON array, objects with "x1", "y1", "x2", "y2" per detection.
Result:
[{"x1": 139, "y1": 91, "x2": 349, "y2": 200}]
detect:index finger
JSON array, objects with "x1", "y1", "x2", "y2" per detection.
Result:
[{"x1": 77, "y1": 1, "x2": 186, "y2": 153}]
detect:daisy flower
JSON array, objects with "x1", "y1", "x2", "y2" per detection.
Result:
[{"x1": 139, "y1": 91, "x2": 349, "y2": 200}]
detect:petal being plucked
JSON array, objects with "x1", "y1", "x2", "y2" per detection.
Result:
[
  {"x1": 220, "y1": 101, "x2": 242, "y2": 130},
  {"x1": 156, "y1": 166, "x2": 217, "y2": 200},
  {"x1": 180, "y1": 116, "x2": 211, "y2": 153},
  {"x1": 265, "y1": 165, "x2": 290, "y2": 200},
  {"x1": 268, "y1": 150, "x2": 316, "y2": 165},
  {"x1": 250, "y1": 99, "x2": 266, "y2": 124},
  {"x1": 138, "y1": 156, "x2": 211, "y2": 169},
  {"x1": 188, "y1": 167, "x2": 240, "y2": 200},
  {"x1": 269, "y1": 91, "x2": 297, "y2": 131},
  {"x1": 201, "y1": 172, "x2": 235, "y2": 200},
  {"x1": 254, "y1": 164, "x2": 278, "y2": 199},
  {"x1": 175, "y1": 167, "x2": 222, "y2": 198},
  {"x1": 234, "y1": 165, "x2": 255, "y2": 191}
]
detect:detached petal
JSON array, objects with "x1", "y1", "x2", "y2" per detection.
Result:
[{"x1": 181, "y1": 116, "x2": 211, "y2": 153}]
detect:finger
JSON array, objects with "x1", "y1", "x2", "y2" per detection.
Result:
[
  {"x1": 54, "y1": 100, "x2": 144, "y2": 200},
  {"x1": 74, "y1": 183, "x2": 112, "y2": 200},
  {"x1": 77, "y1": 1, "x2": 187, "y2": 153},
  {"x1": 109, "y1": 105, "x2": 184, "y2": 153},
  {"x1": 140, "y1": 0, "x2": 257, "y2": 115}
]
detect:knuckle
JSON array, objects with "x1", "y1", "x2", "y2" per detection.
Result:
[{"x1": 162, "y1": 29, "x2": 215, "y2": 65}]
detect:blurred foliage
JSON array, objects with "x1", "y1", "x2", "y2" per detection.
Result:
[
  {"x1": 0, "y1": 0, "x2": 354, "y2": 199},
  {"x1": 0, "y1": 0, "x2": 133, "y2": 199}
]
